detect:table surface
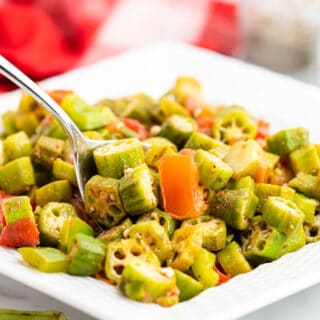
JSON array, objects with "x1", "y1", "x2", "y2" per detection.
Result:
[{"x1": 1, "y1": 53, "x2": 320, "y2": 320}]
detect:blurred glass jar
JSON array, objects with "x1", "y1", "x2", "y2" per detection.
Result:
[{"x1": 241, "y1": 0, "x2": 320, "y2": 72}]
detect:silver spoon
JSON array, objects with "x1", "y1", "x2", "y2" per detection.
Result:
[{"x1": 0, "y1": 55, "x2": 148, "y2": 200}]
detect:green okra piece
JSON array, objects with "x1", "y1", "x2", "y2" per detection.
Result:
[
  {"x1": 3, "y1": 131, "x2": 31, "y2": 161},
  {"x1": 0, "y1": 157, "x2": 35, "y2": 194},
  {"x1": 137, "y1": 208, "x2": 177, "y2": 238},
  {"x1": 93, "y1": 138, "x2": 144, "y2": 179},
  {"x1": 105, "y1": 238, "x2": 160, "y2": 282},
  {"x1": 290, "y1": 145, "x2": 320, "y2": 175},
  {"x1": 304, "y1": 213, "x2": 320, "y2": 243},
  {"x1": 34, "y1": 118, "x2": 66, "y2": 141},
  {"x1": 262, "y1": 151, "x2": 280, "y2": 169},
  {"x1": 277, "y1": 226, "x2": 306, "y2": 257},
  {"x1": 234, "y1": 176, "x2": 255, "y2": 192},
  {"x1": 182, "y1": 216, "x2": 227, "y2": 251},
  {"x1": 174, "y1": 269, "x2": 203, "y2": 302},
  {"x1": 255, "y1": 183, "x2": 296, "y2": 212},
  {"x1": 191, "y1": 248, "x2": 219, "y2": 288},
  {"x1": 174, "y1": 76, "x2": 202, "y2": 104},
  {"x1": 211, "y1": 188, "x2": 258, "y2": 230},
  {"x1": 241, "y1": 216, "x2": 287, "y2": 265},
  {"x1": 0, "y1": 141, "x2": 4, "y2": 167},
  {"x1": 158, "y1": 115, "x2": 197, "y2": 148},
  {"x1": 262, "y1": 197, "x2": 304, "y2": 236},
  {"x1": 119, "y1": 258, "x2": 179, "y2": 306},
  {"x1": 144, "y1": 137, "x2": 177, "y2": 169},
  {"x1": 82, "y1": 130, "x2": 104, "y2": 140},
  {"x1": 38, "y1": 202, "x2": 78, "y2": 247},
  {"x1": 14, "y1": 111, "x2": 39, "y2": 136},
  {"x1": 19, "y1": 247, "x2": 68, "y2": 273},
  {"x1": 289, "y1": 172, "x2": 320, "y2": 200},
  {"x1": 0, "y1": 309, "x2": 67, "y2": 320},
  {"x1": 217, "y1": 241, "x2": 252, "y2": 277},
  {"x1": 32, "y1": 136, "x2": 65, "y2": 169},
  {"x1": 67, "y1": 233, "x2": 105, "y2": 276},
  {"x1": 267, "y1": 127, "x2": 309, "y2": 156},
  {"x1": 35, "y1": 180, "x2": 72, "y2": 207},
  {"x1": 84, "y1": 175, "x2": 126, "y2": 227},
  {"x1": 52, "y1": 159, "x2": 77, "y2": 186},
  {"x1": 128, "y1": 221, "x2": 172, "y2": 263},
  {"x1": 59, "y1": 216, "x2": 94, "y2": 252},
  {"x1": 95, "y1": 97, "x2": 130, "y2": 117},
  {"x1": 169, "y1": 225, "x2": 203, "y2": 272},
  {"x1": 195, "y1": 149, "x2": 233, "y2": 191},
  {"x1": 294, "y1": 193, "x2": 319, "y2": 224},
  {"x1": 224, "y1": 139, "x2": 263, "y2": 179},
  {"x1": 185, "y1": 131, "x2": 225, "y2": 151},
  {"x1": 1, "y1": 196, "x2": 34, "y2": 225},
  {"x1": 119, "y1": 164, "x2": 157, "y2": 215},
  {"x1": 2, "y1": 111, "x2": 18, "y2": 135},
  {"x1": 61, "y1": 93, "x2": 116, "y2": 130},
  {"x1": 18, "y1": 92, "x2": 46, "y2": 117},
  {"x1": 212, "y1": 106, "x2": 257, "y2": 144}
]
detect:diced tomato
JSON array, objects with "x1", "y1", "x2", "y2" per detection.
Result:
[
  {"x1": 184, "y1": 96, "x2": 201, "y2": 115},
  {"x1": 254, "y1": 166, "x2": 272, "y2": 183},
  {"x1": 214, "y1": 265, "x2": 231, "y2": 285},
  {"x1": 256, "y1": 120, "x2": 270, "y2": 140},
  {"x1": 0, "y1": 217, "x2": 39, "y2": 248},
  {"x1": 122, "y1": 118, "x2": 149, "y2": 140},
  {"x1": 48, "y1": 90, "x2": 73, "y2": 105},
  {"x1": 195, "y1": 107, "x2": 216, "y2": 136}
]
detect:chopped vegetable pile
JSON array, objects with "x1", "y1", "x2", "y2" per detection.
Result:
[{"x1": 0, "y1": 77, "x2": 319, "y2": 306}]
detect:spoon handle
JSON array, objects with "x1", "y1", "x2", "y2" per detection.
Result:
[{"x1": 0, "y1": 55, "x2": 84, "y2": 146}]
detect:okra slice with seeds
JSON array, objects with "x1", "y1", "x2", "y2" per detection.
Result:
[
  {"x1": 119, "y1": 258, "x2": 179, "y2": 306},
  {"x1": 195, "y1": 149, "x2": 233, "y2": 191},
  {"x1": 174, "y1": 269, "x2": 203, "y2": 302},
  {"x1": 158, "y1": 115, "x2": 197, "y2": 148},
  {"x1": 32, "y1": 136, "x2": 65, "y2": 169},
  {"x1": 211, "y1": 188, "x2": 258, "y2": 230},
  {"x1": 137, "y1": 208, "x2": 177, "y2": 238},
  {"x1": 84, "y1": 175, "x2": 126, "y2": 228},
  {"x1": 277, "y1": 226, "x2": 306, "y2": 257},
  {"x1": 93, "y1": 138, "x2": 144, "y2": 179},
  {"x1": 289, "y1": 172, "x2": 320, "y2": 200},
  {"x1": 294, "y1": 193, "x2": 319, "y2": 224},
  {"x1": 35, "y1": 180, "x2": 72, "y2": 207},
  {"x1": 0, "y1": 157, "x2": 35, "y2": 194},
  {"x1": 262, "y1": 197, "x2": 304, "y2": 236},
  {"x1": 38, "y1": 202, "x2": 78, "y2": 247},
  {"x1": 290, "y1": 145, "x2": 320, "y2": 175},
  {"x1": 3, "y1": 131, "x2": 31, "y2": 161},
  {"x1": 67, "y1": 233, "x2": 105, "y2": 276},
  {"x1": 128, "y1": 221, "x2": 172, "y2": 263},
  {"x1": 217, "y1": 241, "x2": 252, "y2": 277},
  {"x1": 119, "y1": 164, "x2": 158, "y2": 215},
  {"x1": 105, "y1": 238, "x2": 160, "y2": 282},
  {"x1": 241, "y1": 216, "x2": 287, "y2": 265},
  {"x1": 267, "y1": 127, "x2": 309, "y2": 156},
  {"x1": 52, "y1": 159, "x2": 77, "y2": 186},
  {"x1": 304, "y1": 213, "x2": 320, "y2": 243},
  {"x1": 19, "y1": 247, "x2": 68, "y2": 273}
]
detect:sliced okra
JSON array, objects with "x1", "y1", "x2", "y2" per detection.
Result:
[
  {"x1": 158, "y1": 115, "x2": 197, "y2": 148},
  {"x1": 0, "y1": 157, "x2": 35, "y2": 194},
  {"x1": 262, "y1": 151, "x2": 280, "y2": 169},
  {"x1": 3, "y1": 131, "x2": 31, "y2": 161},
  {"x1": 267, "y1": 127, "x2": 309, "y2": 156},
  {"x1": 185, "y1": 131, "x2": 225, "y2": 151},
  {"x1": 234, "y1": 176, "x2": 255, "y2": 192},
  {"x1": 32, "y1": 136, "x2": 65, "y2": 169},
  {"x1": 211, "y1": 188, "x2": 258, "y2": 230},
  {"x1": 19, "y1": 247, "x2": 68, "y2": 273},
  {"x1": 52, "y1": 159, "x2": 77, "y2": 186},
  {"x1": 1, "y1": 196, "x2": 34, "y2": 225},
  {"x1": 14, "y1": 111, "x2": 39, "y2": 136},
  {"x1": 294, "y1": 193, "x2": 319, "y2": 224},
  {"x1": 290, "y1": 145, "x2": 320, "y2": 175},
  {"x1": 105, "y1": 238, "x2": 160, "y2": 282},
  {"x1": 255, "y1": 183, "x2": 296, "y2": 212},
  {"x1": 2, "y1": 111, "x2": 17, "y2": 135},
  {"x1": 38, "y1": 202, "x2": 78, "y2": 247},
  {"x1": 35, "y1": 180, "x2": 72, "y2": 207},
  {"x1": 67, "y1": 233, "x2": 105, "y2": 276},
  {"x1": 262, "y1": 196, "x2": 304, "y2": 236},
  {"x1": 174, "y1": 269, "x2": 203, "y2": 302},
  {"x1": 277, "y1": 226, "x2": 306, "y2": 257},
  {"x1": 224, "y1": 139, "x2": 263, "y2": 179},
  {"x1": 119, "y1": 164, "x2": 158, "y2": 215},
  {"x1": 119, "y1": 258, "x2": 179, "y2": 306},
  {"x1": 241, "y1": 216, "x2": 287, "y2": 265},
  {"x1": 195, "y1": 149, "x2": 233, "y2": 191},
  {"x1": 137, "y1": 208, "x2": 177, "y2": 238},
  {"x1": 58, "y1": 216, "x2": 94, "y2": 252},
  {"x1": 61, "y1": 93, "x2": 116, "y2": 130},
  {"x1": 174, "y1": 76, "x2": 202, "y2": 105},
  {"x1": 128, "y1": 221, "x2": 172, "y2": 263},
  {"x1": 304, "y1": 213, "x2": 320, "y2": 243},
  {"x1": 93, "y1": 138, "x2": 144, "y2": 179},
  {"x1": 83, "y1": 130, "x2": 104, "y2": 140},
  {"x1": 217, "y1": 241, "x2": 252, "y2": 277},
  {"x1": 289, "y1": 172, "x2": 320, "y2": 200},
  {"x1": 84, "y1": 175, "x2": 126, "y2": 228}
]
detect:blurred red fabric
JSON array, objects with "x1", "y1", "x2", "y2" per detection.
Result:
[{"x1": 0, "y1": 0, "x2": 239, "y2": 92}]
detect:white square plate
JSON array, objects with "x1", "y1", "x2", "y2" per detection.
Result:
[{"x1": 1, "y1": 42, "x2": 320, "y2": 320}]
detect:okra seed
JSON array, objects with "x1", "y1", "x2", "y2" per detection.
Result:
[{"x1": 114, "y1": 265, "x2": 124, "y2": 275}]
